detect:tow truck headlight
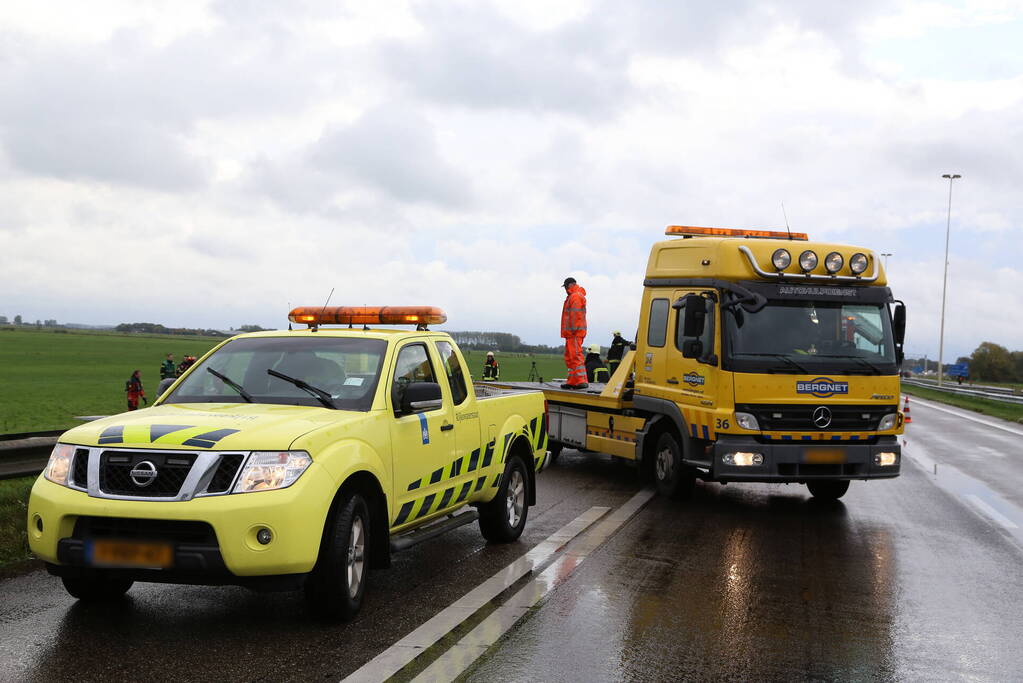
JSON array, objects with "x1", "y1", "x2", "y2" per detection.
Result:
[
  {"x1": 771, "y1": 249, "x2": 791, "y2": 270},
  {"x1": 234, "y1": 451, "x2": 312, "y2": 493},
  {"x1": 799, "y1": 250, "x2": 818, "y2": 271},
  {"x1": 734, "y1": 412, "x2": 760, "y2": 430},
  {"x1": 877, "y1": 413, "x2": 898, "y2": 431},
  {"x1": 44, "y1": 443, "x2": 75, "y2": 486},
  {"x1": 875, "y1": 452, "x2": 898, "y2": 467},
  {"x1": 850, "y1": 252, "x2": 868, "y2": 274},
  {"x1": 723, "y1": 452, "x2": 763, "y2": 466},
  {"x1": 824, "y1": 252, "x2": 844, "y2": 273}
]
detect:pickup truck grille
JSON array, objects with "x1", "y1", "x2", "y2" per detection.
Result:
[
  {"x1": 735, "y1": 403, "x2": 898, "y2": 431},
  {"x1": 99, "y1": 451, "x2": 196, "y2": 497}
]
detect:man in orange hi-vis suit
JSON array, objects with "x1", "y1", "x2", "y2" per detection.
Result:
[{"x1": 560, "y1": 277, "x2": 588, "y2": 389}]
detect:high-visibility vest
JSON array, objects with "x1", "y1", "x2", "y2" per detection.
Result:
[{"x1": 561, "y1": 285, "x2": 587, "y2": 338}]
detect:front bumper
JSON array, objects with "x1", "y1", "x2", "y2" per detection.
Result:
[
  {"x1": 708, "y1": 436, "x2": 900, "y2": 483},
  {"x1": 27, "y1": 464, "x2": 337, "y2": 580}
]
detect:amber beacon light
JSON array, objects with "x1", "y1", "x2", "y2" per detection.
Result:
[
  {"x1": 665, "y1": 225, "x2": 809, "y2": 241},
  {"x1": 288, "y1": 306, "x2": 448, "y2": 327}
]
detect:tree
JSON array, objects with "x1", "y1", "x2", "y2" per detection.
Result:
[
  {"x1": 14, "y1": 315, "x2": 22, "y2": 325},
  {"x1": 238, "y1": 324, "x2": 268, "y2": 332},
  {"x1": 969, "y1": 342, "x2": 1014, "y2": 382}
]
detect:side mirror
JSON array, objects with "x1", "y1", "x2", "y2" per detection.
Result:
[
  {"x1": 682, "y1": 339, "x2": 703, "y2": 359},
  {"x1": 401, "y1": 382, "x2": 443, "y2": 414},
  {"x1": 892, "y1": 303, "x2": 906, "y2": 345},
  {"x1": 677, "y1": 294, "x2": 707, "y2": 338}
]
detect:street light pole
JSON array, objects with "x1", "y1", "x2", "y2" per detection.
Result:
[
  {"x1": 938, "y1": 173, "x2": 961, "y2": 387},
  {"x1": 881, "y1": 253, "x2": 892, "y2": 270}
]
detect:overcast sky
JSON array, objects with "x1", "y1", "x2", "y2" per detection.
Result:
[{"x1": 1, "y1": 0, "x2": 1021, "y2": 360}]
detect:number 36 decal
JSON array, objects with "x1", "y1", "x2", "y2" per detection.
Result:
[{"x1": 715, "y1": 418, "x2": 730, "y2": 429}]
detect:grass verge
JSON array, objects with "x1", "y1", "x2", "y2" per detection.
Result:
[
  {"x1": 903, "y1": 384, "x2": 1023, "y2": 424},
  {"x1": 0, "y1": 475, "x2": 36, "y2": 571}
]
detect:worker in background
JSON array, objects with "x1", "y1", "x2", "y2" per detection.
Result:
[
  {"x1": 607, "y1": 331, "x2": 631, "y2": 376},
  {"x1": 482, "y1": 351, "x2": 500, "y2": 381},
  {"x1": 160, "y1": 353, "x2": 176, "y2": 380},
  {"x1": 125, "y1": 370, "x2": 147, "y2": 411},
  {"x1": 585, "y1": 344, "x2": 609, "y2": 383},
  {"x1": 560, "y1": 277, "x2": 588, "y2": 389},
  {"x1": 177, "y1": 355, "x2": 196, "y2": 376}
]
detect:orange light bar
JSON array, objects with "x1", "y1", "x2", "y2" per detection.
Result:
[
  {"x1": 287, "y1": 306, "x2": 447, "y2": 327},
  {"x1": 666, "y1": 225, "x2": 808, "y2": 240}
]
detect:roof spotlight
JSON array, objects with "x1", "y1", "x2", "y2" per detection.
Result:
[
  {"x1": 771, "y1": 248, "x2": 791, "y2": 270},
  {"x1": 850, "y1": 253, "x2": 869, "y2": 274},
  {"x1": 824, "y1": 252, "x2": 844, "y2": 273},
  {"x1": 798, "y1": 250, "x2": 818, "y2": 271}
]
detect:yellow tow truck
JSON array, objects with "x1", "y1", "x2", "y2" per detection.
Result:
[
  {"x1": 493, "y1": 226, "x2": 906, "y2": 501},
  {"x1": 28, "y1": 306, "x2": 548, "y2": 620}
]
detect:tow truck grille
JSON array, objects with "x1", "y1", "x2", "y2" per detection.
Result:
[
  {"x1": 99, "y1": 451, "x2": 196, "y2": 497},
  {"x1": 736, "y1": 404, "x2": 897, "y2": 431}
]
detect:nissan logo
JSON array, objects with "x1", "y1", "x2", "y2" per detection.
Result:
[
  {"x1": 129, "y1": 460, "x2": 158, "y2": 487},
  {"x1": 812, "y1": 406, "x2": 833, "y2": 429}
]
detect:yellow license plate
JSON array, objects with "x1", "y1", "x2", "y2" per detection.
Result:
[
  {"x1": 90, "y1": 539, "x2": 173, "y2": 569},
  {"x1": 803, "y1": 448, "x2": 846, "y2": 464}
]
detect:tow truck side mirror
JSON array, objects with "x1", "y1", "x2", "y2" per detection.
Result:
[
  {"x1": 401, "y1": 382, "x2": 443, "y2": 414},
  {"x1": 682, "y1": 339, "x2": 704, "y2": 359},
  {"x1": 893, "y1": 303, "x2": 906, "y2": 345},
  {"x1": 679, "y1": 294, "x2": 706, "y2": 338}
]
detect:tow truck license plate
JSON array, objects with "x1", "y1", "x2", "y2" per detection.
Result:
[
  {"x1": 89, "y1": 539, "x2": 173, "y2": 568},
  {"x1": 803, "y1": 448, "x2": 845, "y2": 464}
]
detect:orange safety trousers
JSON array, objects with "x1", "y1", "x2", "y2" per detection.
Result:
[{"x1": 563, "y1": 337, "x2": 587, "y2": 385}]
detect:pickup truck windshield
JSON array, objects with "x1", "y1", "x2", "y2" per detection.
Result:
[
  {"x1": 723, "y1": 299, "x2": 897, "y2": 375},
  {"x1": 163, "y1": 337, "x2": 387, "y2": 411}
]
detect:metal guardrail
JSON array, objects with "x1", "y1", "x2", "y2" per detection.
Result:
[
  {"x1": 0, "y1": 431, "x2": 60, "y2": 480},
  {"x1": 903, "y1": 378, "x2": 1023, "y2": 405}
]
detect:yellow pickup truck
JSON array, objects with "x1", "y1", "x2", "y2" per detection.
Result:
[{"x1": 28, "y1": 306, "x2": 548, "y2": 620}]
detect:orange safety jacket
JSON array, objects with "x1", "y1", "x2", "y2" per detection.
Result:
[{"x1": 561, "y1": 284, "x2": 587, "y2": 339}]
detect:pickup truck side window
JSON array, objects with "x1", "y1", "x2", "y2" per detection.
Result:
[
  {"x1": 647, "y1": 298, "x2": 669, "y2": 348},
  {"x1": 435, "y1": 341, "x2": 469, "y2": 405},
  {"x1": 392, "y1": 344, "x2": 438, "y2": 410}
]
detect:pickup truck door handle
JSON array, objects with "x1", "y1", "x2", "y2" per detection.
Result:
[
  {"x1": 666, "y1": 378, "x2": 679, "y2": 384},
  {"x1": 440, "y1": 422, "x2": 454, "y2": 431}
]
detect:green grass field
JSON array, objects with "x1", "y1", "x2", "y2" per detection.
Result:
[
  {"x1": 0, "y1": 328, "x2": 568, "y2": 434},
  {"x1": 0, "y1": 328, "x2": 223, "y2": 433},
  {"x1": 0, "y1": 476, "x2": 35, "y2": 570}
]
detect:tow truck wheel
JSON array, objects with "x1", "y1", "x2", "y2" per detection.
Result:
[
  {"x1": 61, "y1": 574, "x2": 133, "y2": 601},
  {"x1": 305, "y1": 491, "x2": 370, "y2": 621},
  {"x1": 806, "y1": 480, "x2": 850, "y2": 500},
  {"x1": 547, "y1": 442, "x2": 563, "y2": 464},
  {"x1": 479, "y1": 456, "x2": 530, "y2": 543},
  {"x1": 653, "y1": 430, "x2": 695, "y2": 499}
]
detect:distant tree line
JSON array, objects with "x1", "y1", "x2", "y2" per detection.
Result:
[
  {"x1": 447, "y1": 331, "x2": 563, "y2": 354},
  {"x1": 967, "y1": 342, "x2": 1023, "y2": 383},
  {"x1": 115, "y1": 322, "x2": 228, "y2": 337}
]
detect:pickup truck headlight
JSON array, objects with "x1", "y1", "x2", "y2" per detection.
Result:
[
  {"x1": 877, "y1": 413, "x2": 898, "y2": 431},
  {"x1": 44, "y1": 443, "x2": 75, "y2": 486},
  {"x1": 234, "y1": 451, "x2": 312, "y2": 493}
]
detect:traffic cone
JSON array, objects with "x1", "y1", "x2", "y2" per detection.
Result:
[{"x1": 903, "y1": 395, "x2": 912, "y2": 424}]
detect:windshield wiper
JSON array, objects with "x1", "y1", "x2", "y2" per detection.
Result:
[
  {"x1": 207, "y1": 368, "x2": 254, "y2": 403},
  {"x1": 737, "y1": 353, "x2": 810, "y2": 373},
  {"x1": 819, "y1": 354, "x2": 884, "y2": 375},
  {"x1": 267, "y1": 368, "x2": 335, "y2": 409}
]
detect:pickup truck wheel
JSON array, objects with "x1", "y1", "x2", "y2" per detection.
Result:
[
  {"x1": 806, "y1": 480, "x2": 850, "y2": 500},
  {"x1": 479, "y1": 457, "x2": 530, "y2": 543},
  {"x1": 653, "y1": 431, "x2": 695, "y2": 499},
  {"x1": 61, "y1": 574, "x2": 133, "y2": 601},
  {"x1": 305, "y1": 492, "x2": 370, "y2": 621}
]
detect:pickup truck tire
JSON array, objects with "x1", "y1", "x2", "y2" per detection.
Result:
[
  {"x1": 806, "y1": 480, "x2": 850, "y2": 500},
  {"x1": 305, "y1": 492, "x2": 370, "y2": 621},
  {"x1": 653, "y1": 430, "x2": 695, "y2": 500},
  {"x1": 61, "y1": 574, "x2": 133, "y2": 601},
  {"x1": 479, "y1": 456, "x2": 530, "y2": 543}
]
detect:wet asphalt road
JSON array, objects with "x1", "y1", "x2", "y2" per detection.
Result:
[{"x1": 3, "y1": 398, "x2": 1023, "y2": 681}]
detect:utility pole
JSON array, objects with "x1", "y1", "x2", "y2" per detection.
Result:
[{"x1": 937, "y1": 173, "x2": 961, "y2": 387}]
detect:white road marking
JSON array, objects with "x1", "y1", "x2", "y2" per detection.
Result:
[
  {"x1": 412, "y1": 488, "x2": 657, "y2": 682},
  {"x1": 965, "y1": 494, "x2": 1019, "y2": 530},
  {"x1": 907, "y1": 395, "x2": 1023, "y2": 438},
  {"x1": 342, "y1": 505, "x2": 610, "y2": 683}
]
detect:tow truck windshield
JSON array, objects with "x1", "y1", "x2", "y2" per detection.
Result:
[
  {"x1": 723, "y1": 299, "x2": 897, "y2": 375},
  {"x1": 163, "y1": 336, "x2": 387, "y2": 411}
]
